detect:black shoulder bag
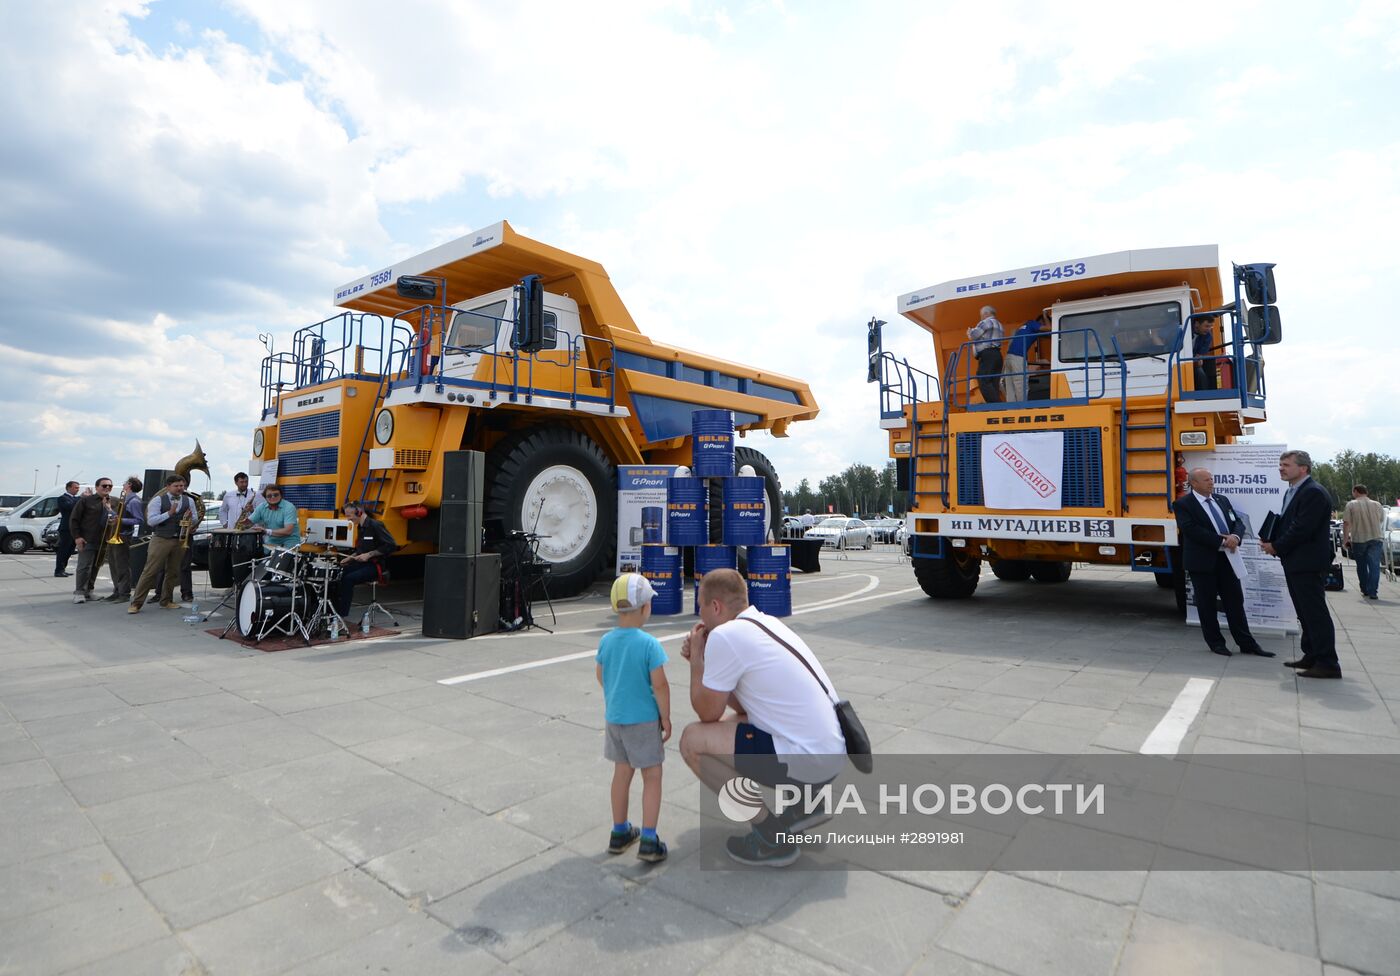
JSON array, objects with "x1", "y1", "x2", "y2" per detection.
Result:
[{"x1": 740, "y1": 617, "x2": 874, "y2": 774}]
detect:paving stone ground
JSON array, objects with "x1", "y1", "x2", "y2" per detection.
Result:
[{"x1": 2, "y1": 548, "x2": 1398, "y2": 975}]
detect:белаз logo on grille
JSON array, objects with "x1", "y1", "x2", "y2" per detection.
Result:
[{"x1": 718, "y1": 777, "x2": 765, "y2": 822}]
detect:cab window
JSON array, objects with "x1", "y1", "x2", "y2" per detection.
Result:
[
  {"x1": 446, "y1": 300, "x2": 507, "y2": 350},
  {"x1": 1059, "y1": 301, "x2": 1183, "y2": 362}
]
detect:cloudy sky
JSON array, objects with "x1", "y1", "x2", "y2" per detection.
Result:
[{"x1": 2, "y1": 0, "x2": 1397, "y2": 499}]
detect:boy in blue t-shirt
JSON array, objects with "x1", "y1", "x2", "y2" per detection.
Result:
[{"x1": 596, "y1": 573, "x2": 671, "y2": 862}]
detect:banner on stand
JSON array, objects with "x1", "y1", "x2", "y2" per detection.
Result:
[{"x1": 1183, "y1": 443, "x2": 1296, "y2": 634}]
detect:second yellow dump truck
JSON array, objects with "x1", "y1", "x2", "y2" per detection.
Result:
[
  {"x1": 869, "y1": 244, "x2": 1281, "y2": 612},
  {"x1": 247, "y1": 220, "x2": 819, "y2": 596}
]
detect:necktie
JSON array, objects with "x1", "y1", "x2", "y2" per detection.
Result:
[
  {"x1": 1282, "y1": 485, "x2": 1297, "y2": 512},
  {"x1": 1205, "y1": 497, "x2": 1229, "y2": 535}
]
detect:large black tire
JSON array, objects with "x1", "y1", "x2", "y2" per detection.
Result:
[
  {"x1": 1166, "y1": 545, "x2": 1187, "y2": 618},
  {"x1": 913, "y1": 552, "x2": 980, "y2": 599},
  {"x1": 731, "y1": 446, "x2": 783, "y2": 574},
  {"x1": 1029, "y1": 561, "x2": 1072, "y2": 583},
  {"x1": 990, "y1": 559, "x2": 1032, "y2": 581},
  {"x1": 1154, "y1": 570, "x2": 1175, "y2": 588},
  {"x1": 2, "y1": 533, "x2": 32, "y2": 555},
  {"x1": 484, "y1": 426, "x2": 616, "y2": 598}
]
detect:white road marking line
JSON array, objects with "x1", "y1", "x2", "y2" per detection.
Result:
[
  {"x1": 1139, "y1": 677, "x2": 1215, "y2": 755},
  {"x1": 437, "y1": 577, "x2": 924, "y2": 685}
]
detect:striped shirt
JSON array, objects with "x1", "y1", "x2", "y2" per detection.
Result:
[{"x1": 968, "y1": 315, "x2": 1004, "y2": 353}]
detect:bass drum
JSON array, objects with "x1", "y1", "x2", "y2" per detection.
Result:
[{"x1": 237, "y1": 578, "x2": 312, "y2": 641}]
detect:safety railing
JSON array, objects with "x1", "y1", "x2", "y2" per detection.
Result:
[
  {"x1": 1171, "y1": 308, "x2": 1268, "y2": 408},
  {"x1": 946, "y1": 328, "x2": 1119, "y2": 408},
  {"x1": 392, "y1": 302, "x2": 618, "y2": 412},
  {"x1": 874, "y1": 351, "x2": 940, "y2": 420},
  {"x1": 259, "y1": 312, "x2": 414, "y2": 418}
]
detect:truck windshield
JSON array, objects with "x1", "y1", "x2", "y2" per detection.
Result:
[
  {"x1": 447, "y1": 300, "x2": 507, "y2": 350},
  {"x1": 1058, "y1": 301, "x2": 1183, "y2": 362}
]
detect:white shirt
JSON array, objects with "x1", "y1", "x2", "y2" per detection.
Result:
[
  {"x1": 799, "y1": 513, "x2": 816, "y2": 529},
  {"x1": 147, "y1": 493, "x2": 193, "y2": 527},
  {"x1": 219, "y1": 488, "x2": 255, "y2": 529},
  {"x1": 702, "y1": 606, "x2": 845, "y2": 759},
  {"x1": 1191, "y1": 489, "x2": 1232, "y2": 548}
]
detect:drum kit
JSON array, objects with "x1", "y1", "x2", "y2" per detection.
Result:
[{"x1": 215, "y1": 542, "x2": 350, "y2": 645}]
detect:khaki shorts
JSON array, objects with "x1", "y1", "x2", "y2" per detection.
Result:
[{"x1": 604, "y1": 720, "x2": 664, "y2": 769}]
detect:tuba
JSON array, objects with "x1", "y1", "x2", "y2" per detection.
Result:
[{"x1": 155, "y1": 441, "x2": 212, "y2": 523}]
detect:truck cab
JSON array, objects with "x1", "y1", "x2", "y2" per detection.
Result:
[{"x1": 870, "y1": 244, "x2": 1280, "y2": 604}]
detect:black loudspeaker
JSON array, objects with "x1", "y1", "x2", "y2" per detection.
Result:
[
  {"x1": 442, "y1": 450, "x2": 485, "y2": 503},
  {"x1": 143, "y1": 469, "x2": 175, "y2": 503},
  {"x1": 422, "y1": 553, "x2": 500, "y2": 639},
  {"x1": 439, "y1": 501, "x2": 482, "y2": 555}
]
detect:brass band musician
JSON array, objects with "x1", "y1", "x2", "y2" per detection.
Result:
[
  {"x1": 69, "y1": 477, "x2": 117, "y2": 603},
  {"x1": 128, "y1": 475, "x2": 197, "y2": 613},
  {"x1": 102, "y1": 476, "x2": 145, "y2": 603},
  {"x1": 219, "y1": 472, "x2": 257, "y2": 529}
]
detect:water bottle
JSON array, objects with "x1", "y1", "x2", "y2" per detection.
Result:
[
  {"x1": 360, "y1": 610, "x2": 371, "y2": 635},
  {"x1": 329, "y1": 616, "x2": 340, "y2": 640},
  {"x1": 184, "y1": 601, "x2": 200, "y2": 624}
]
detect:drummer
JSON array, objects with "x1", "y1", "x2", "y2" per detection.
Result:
[
  {"x1": 248, "y1": 484, "x2": 301, "y2": 553},
  {"x1": 333, "y1": 501, "x2": 399, "y2": 620}
]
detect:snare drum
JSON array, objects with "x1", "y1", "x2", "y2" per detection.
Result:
[{"x1": 258, "y1": 548, "x2": 301, "y2": 582}]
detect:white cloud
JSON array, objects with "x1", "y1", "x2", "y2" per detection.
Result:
[{"x1": 0, "y1": 0, "x2": 1397, "y2": 502}]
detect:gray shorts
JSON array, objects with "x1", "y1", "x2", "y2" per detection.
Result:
[{"x1": 604, "y1": 720, "x2": 664, "y2": 769}]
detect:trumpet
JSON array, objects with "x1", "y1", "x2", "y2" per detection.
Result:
[{"x1": 178, "y1": 502, "x2": 195, "y2": 551}]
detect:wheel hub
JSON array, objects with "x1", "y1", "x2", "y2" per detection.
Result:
[{"x1": 521, "y1": 465, "x2": 598, "y2": 564}]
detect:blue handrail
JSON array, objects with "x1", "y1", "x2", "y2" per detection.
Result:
[{"x1": 947, "y1": 328, "x2": 1113, "y2": 407}]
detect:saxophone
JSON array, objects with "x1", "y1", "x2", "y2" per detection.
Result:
[{"x1": 234, "y1": 494, "x2": 257, "y2": 530}]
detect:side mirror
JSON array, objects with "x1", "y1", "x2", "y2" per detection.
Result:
[
  {"x1": 1247, "y1": 306, "x2": 1283, "y2": 344},
  {"x1": 396, "y1": 275, "x2": 439, "y2": 301},
  {"x1": 866, "y1": 318, "x2": 884, "y2": 383},
  {"x1": 1240, "y1": 264, "x2": 1277, "y2": 305},
  {"x1": 514, "y1": 275, "x2": 545, "y2": 352}
]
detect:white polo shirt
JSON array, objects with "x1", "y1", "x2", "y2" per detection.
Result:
[{"x1": 701, "y1": 606, "x2": 845, "y2": 757}]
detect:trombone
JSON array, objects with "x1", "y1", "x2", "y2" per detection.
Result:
[{"x1": 104, "y1": 491, "x2": 127, "y2": 547}]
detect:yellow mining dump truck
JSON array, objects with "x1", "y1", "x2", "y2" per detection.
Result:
[
  {"x1": 868, "y1": 245, "x2": 1281, "y2": 610},
  {"x1": 248, "y1": 220, "x2": 818, "y2": 595}
]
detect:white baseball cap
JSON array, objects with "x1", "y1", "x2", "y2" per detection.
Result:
[{"x1": 610, "y1": 572, "x2": 656, "y2": 611}]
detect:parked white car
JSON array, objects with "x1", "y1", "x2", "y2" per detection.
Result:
[
  {"x1": 806, "y1": 516, "x2": 874, "y2": 550},
  {"x1": 1, "y1": 487, "x2": 88, "y2": 555}
]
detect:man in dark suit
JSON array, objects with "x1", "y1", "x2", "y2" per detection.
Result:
[
  {"x1": 53, "y1": 480, "x2": 80, "y2": 577},
  {"x1": 1260, "y1": 450, "x2": 1340, "y2": 679},
  {"x1": 1173, "y1": 468, "x2": 1271, "y2": 658}
]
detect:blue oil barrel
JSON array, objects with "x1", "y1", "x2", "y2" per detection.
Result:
[
  {"x1": 746, "y1": 545, "x2": 792, "y2": 617},
  {"x1": 666, "y1": 477, "x2": 709, "y2": 547},
  {"x1": 691, "y1": 409, "x2": 735, "y2": 477},
  {"x1": 693, "y1": 544, "x2": 737, "y2": 614},
  {"x1": 721, "y1": 476, "x2": 767, "y2": 546},
  {"x1": 640, "y1": 544, "x2": 683, "y2": 615},
  {"x1": 641, "y1": 505, "x2": 664, "y2": 544}
]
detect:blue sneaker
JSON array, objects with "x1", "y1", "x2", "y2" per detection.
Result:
[
  {"x1": 608, "y1": 825, "x2": 640, "y2": 854},
  {"x1": 638, "y1": 836, "x2": 668, "y2": 863}
]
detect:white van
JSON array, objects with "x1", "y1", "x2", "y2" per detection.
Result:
[{"x1": 0, "y1": 487, "x2": 88, "y2": 554}]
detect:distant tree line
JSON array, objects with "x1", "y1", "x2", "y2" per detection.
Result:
[
  {"x1": 1313, "y1": 450, "x2": 1400, "y2": 509},
  {"x1": 782, "y1": 461, "x2": 908, "y2": 517}
]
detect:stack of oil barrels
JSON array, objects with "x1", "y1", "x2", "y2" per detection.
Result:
[{"x1": 637, "y1": 409, "x2": 792, "y2": 617}]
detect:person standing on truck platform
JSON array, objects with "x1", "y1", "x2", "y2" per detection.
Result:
[
  {"x1": 1173, "y1": 469, "x2": 1272, "y2": 658},
  {"x1": 1343, "y1": 484, "x2": 1385, "y2": 600},
  {"x1": 1261, "y1": 450, "x2": 1341, "y2": 679},
  {"x1": 1004, "y1": 314, "x2": 1048, "y2": 402},
  {"x1": 53, "y1": 480, "x2": 80, "y2": 577},
  {"x1": 967, "y1": 305, "x2": 1005, "y2": 403},
  {"x1": 1191, "y1": 316, "x2": 1218, "y2": 391}
]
